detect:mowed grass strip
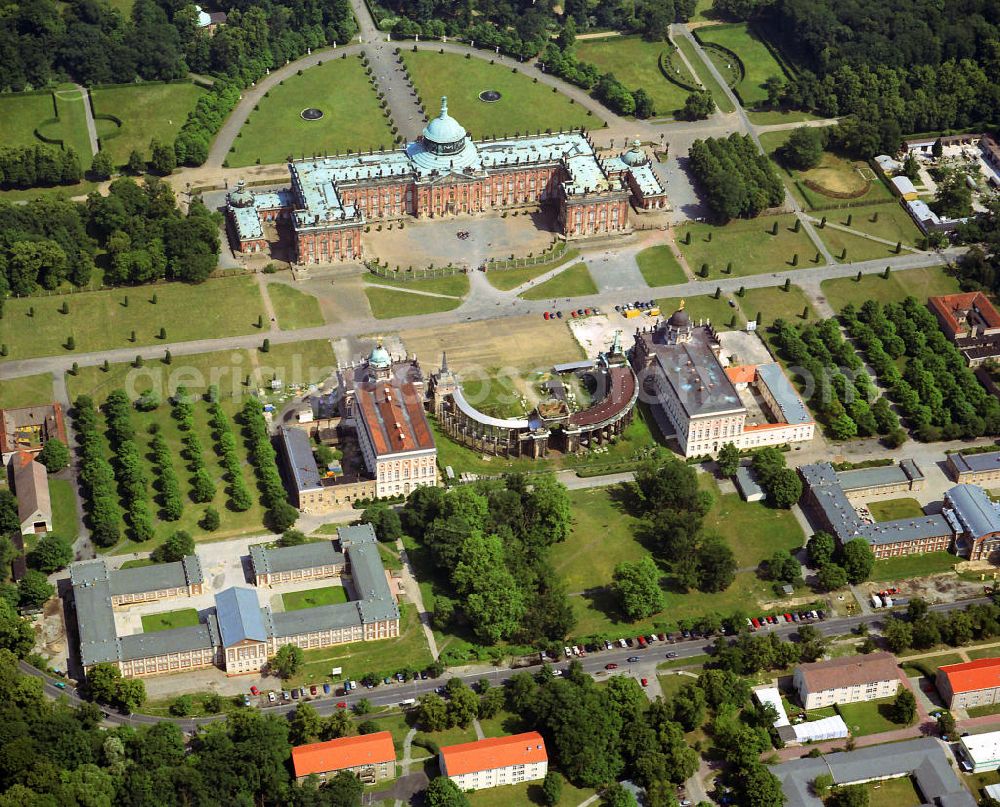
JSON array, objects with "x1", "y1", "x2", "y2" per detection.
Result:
[
  {"x1": 365, "y1": 285, "x2": 463, "y2": 319},
  {"x1": 870, "y1": 551, "x2": 957, "y2": 582},
  {"x1": 365, "y1": 273, "x2": 470, "y2": 297},
  {"x1": 53, "y1": 85, "x2": 94, "y2": 159},
  {"x1": 229, "y1": 57, "x2": 394, "y2": 167},
  {"x1": 402, "y1": 50, "x2": 597, "y2": 138},
  {"x1": 867, "y1": 498, "x2": 924, "y2": 522},
  {"x1": 0, "y1": 276, "x2": 265, "y2": 361},
  {"x1": 141, "y1": 608, "x2": 200, "y2": 633},
  {"x1": 0, "y1": 92, "x2": 58, "y2": 148},
  {"x1": 267, "y1": 283, "x2": 326, "y2": 330},
  {"x1": 675, "y1": 36, "x2": 734, "y2": 113},
  {"x1": 518, "y1": 262, "x2": 597, "y2": 300},
  {"x1": 282, "y1": 586, "x2": 349, "y2": 611},
  {"x1": 820, "y1": 203, "x2": 923, "y2": 247},
  {"x1": 484, "y1": 249, "x2": 581, "y2": 291},
  {"x1": 816, "y1": 223, "x2": 905, "y2": 264},
  {"x1": 819, "y1": 265, "x2": 960, "y2": 312},
  {"x1": 837, "y1": 696, "x2": 911, "y2": 735},
  {"x1": 695, "y1": 23, "x2": 786, "y2": 108},
  {"x1": 740, "y1": 284, "x2": 815, "y2": 325},
  {"x1": 50, "y1": 479, "x2": 80, "y2": 543},
  {"x1": 90, "y1": 82, "x2": 207, "y2": 166},
  {"x1": 0, "y1": 374, "x2": 55, "y2": 409},
  {"x1": 675, "y1": 215, "x2": 822, "y2": 278},
  {"x1": 636, "y1": 244, "x2": 687, "y2": 287}
]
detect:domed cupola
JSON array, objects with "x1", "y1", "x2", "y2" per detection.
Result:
[
  {"x1": 228, "y1": 178, "x2": 255, "y2": 208},
  {"x1": 621, "y1": 139, "x2": 648, "y2": 167},
  {"x1": 421, "y1": 97, "x2": 468, "y2": 156}
]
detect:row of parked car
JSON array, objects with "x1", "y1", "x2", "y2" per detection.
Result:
[
  {"x1": 559, "y1": 631, "x2": 697, "y2": 660},
  {"x1": 748, "y1": 610, "x2": 826, "y2": 631},
  {"x1": 541, "y1": 307, "x2": 602, "y2": 321}
]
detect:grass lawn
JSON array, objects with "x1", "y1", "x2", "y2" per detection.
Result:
[
  {"x1": 636, "y1": 245, "x2": 687, "y2": 287},
  {"x1": 477, "y1": 709, "x2": 529, "y2": 739},
  {"x1": 518, "y1": 262, "x2": 597, "y2": 300},
  {"x1": 0, "y1": 92, "x2": 58, "y2": 148},
  {"x1": 699, "y1": 473, "x2": 804, "y2": 568},
  {"x1": 0, "y1": 276, "x2": 265, "y2": 361},
  {"x1": 282, "y1": 585, "x2": 349, "y2": 611},
  {"x1": 967, "y1": 702, "x2": 1000, "y2": 718},
  {"x1": 657, "y1": 673, "x2": 692, "y2": 700},
  {"x1": 52, "y1": 85, "x2": 94, "y2": 159},
  {"x1": 746, "y1": 109, "x2": 827, "y2": 125},
  {"x1": 0, "y1": 374, "x2": 55, "y2": 409},
  {"x1": 49, "y1": 479, "x2": 79, "y2": 543},
  {"x1": 657, "y1": 293, "x2": 745, "y2": 331},
  {"x1": 576, "y1": 36, "x2": 695, "y2": 117},
  {"x1": 899, "y1": 652, "x2": 963, "y2": 678},
  {"x1": 289, "y1": 603, "x2": 433, "y2": 686},
  {"x1": 868, "y1": 498, "x2": 924, "y2": 522},
  {"x1": 675, "y1": 215, "x2": 823, "y2": 279},
  {"x1": 362, "y1": 713, "x2": 414, "y2": 757},
  {"x1": 822, "y1": 203, "x2": 923, "y2": 247},
  {"x1": 414, "y1": 724, "x2": 478, "y2": 750},
  {"x1": 962, "y1": 644, "x2": 1000, "y2": 661},
  {"x1": 816, "y1": 224, "x2": 905, "y2": 264},
  {"x1": 658, "y1": 654, "x2": 710, "y2": 671},
  {"x1": 870, "y1": 551, "x2": 957, "y2": 582},
  {"x1": 863, "y1": 776, "x2": 923, "y2": 807},
  {"x1": 819, "y1": 265, "x2": 961, "y2": 312},
  {"x1": 695, "y1": 24, "x2": 787, "y2": 108},
  {"x1": 402, "y1": 51, "x2": 597, "y2": 138},
  {"x1": 229, "y1": 57, "x2": 393, "y2": 166},
  {"x1": 364, "y1": 286, "x2": 463, "y2": 319},
  {"x1": 837, "y1": 696, "x2": 910, "y2": 736},
  {"x1": 267, "y1": 283, "x2": 326, "y2": 330},
  {"x1": 675, "y1": 36, "x2": 734, "y2": 113},
  {"x1": 90, "y1": 82, "x2": 206, "y2": 166},
  {"x1": 119, "y1": 558, "x2": 155, "y2": 570},
  {"x1": 740, "y1": 284, "x2": 815, "y2": 326},
  {"x1": 467, "y1": 780, "x2": 595, "y2": 807},
  {"x1": 485, "y1": 251, "x2": 581, "y2": 291},
  {"x1": 141, "y1": 608, "x2": 200, "y2": 633},
  {"x1": 366, "y1": 273, "x2": 470, "y2": 297}
]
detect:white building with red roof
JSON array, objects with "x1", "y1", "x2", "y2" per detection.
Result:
[
  {"x1": 291, "y1": 731, "x2": 396, "y2": 784},
  {"x1": 439, "y1": 732, "x2": 548, "y2": 792}
]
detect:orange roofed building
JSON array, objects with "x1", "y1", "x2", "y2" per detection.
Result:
[
  {"x1": 937, "y1": 657, "x2": 1000, "y2": 709},
  {"x1": 929, "y1": 292, "x2": 1000, "y2": 366},
  {"x1": 439, "y1": 732, "x2": 548, "y2": 792},
  {"x1": 291, "y1": 731, "x2": 396, "y2": 784}
]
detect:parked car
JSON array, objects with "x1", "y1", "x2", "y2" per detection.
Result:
[
  {"x1": 54, "y1": 681, "x2": 66, "y2": 690},
  {"x1": 604, "y1": 640, "x2": 613, "y2": 650},
  {"x1": 543, "y1": 311, "x2": 550, "y2": 320},
  {"x1": 250, "y1": 685, "x2": 259, "y2": 696},
  {"x1": 565, "y1": 646, "x2": 573, "y2": 658},
  {"x1": 336, "y1": 701, "x2": 347, "y2": 709},
  {"x1": 627, "y1": 656, "x2": 640, "y2": 663},
  {"x1": 666, "y1": 652, "x2": 678, "y2": 659},
  {"x1": 605, "y1": 663, "x2": 619, "y2": 670},
  {"x1": 243, "y1": 694, "x2": 252, "y2": 706},
  {"x1": 310, "y1": 685, "x2": 318, "y2": 695},
  {"x1": 383, "y1": 677, "x2": 392, "y2": 685},
  {"x1": 323, "y1": 683, "x2": 331, "y2": 694},
  {"x1": 268, "y1": 691, "x2": 276, "y2": 703},
  {"x1": 291, "y1": 689, "x2": 300, "y2": 699},
  {"x1": 420, "y1": 671, "x2": 429, "y2": 680},
  {"x1": 556, "y1": 311, "x2": 563, "y2": 318},
  {"x1": 618, "y1": 638, "x2": 628, "y2": 648},
  {"x1": 637, "y1": 636, "x2": 647, "y2": 647},
  {"x1": 641, "y1": 678, "x2": 648, "y2": 687},
  {"x1": 282, "y1": 691, "x2": 291, "y2": 701}
]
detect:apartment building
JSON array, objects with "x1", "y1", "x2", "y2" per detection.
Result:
[
  {"x1": 793, "y1": 652, "x2": 901, "y2": 710},
  {"x1": 291, "y1": 732, "x2": 396, "y2": 784},
  {"x1": 936, "y1": 658, "x2": 1000, "y2": 709},
  {"x1": 439, "y1": 733, "x2": 548, "y2": 792}
]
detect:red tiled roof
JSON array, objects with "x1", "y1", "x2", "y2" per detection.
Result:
[
  {"x1": 291, "y1": 732, "x2": 395, "y2": 778},
  {"x1": 725, "y1": 364, "x2": 757, "y2": 384},
  {"x1": 440, "y1": 732, "x2": 547, "y2": 776},
  {"x1": 929, "y1": 292, "x2": 1000, "y2": 337},
  {"x1": 568, "y1": 366, "x2": 637, "y2": 427},
  {"x1": 938, "y1": 657, "x2": 1000, "y2": 694},
  {"x1": 355, "y1": 380, "x2": 434, "y2": 457}
]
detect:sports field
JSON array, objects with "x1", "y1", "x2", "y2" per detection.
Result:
[
  {"x1": 141, "y1": 609, "x2": 200, "y2": 633},
  {"x1": 282, "y1": 586, "x2": 349, "y2": 611},
  {"x1": 229, "y1": 57, "x2": 394, "y2": 166},
  {"x1": 695, "y1": 23, "x2": 786, "y2": 107},
  {"x1": 91, "y1": 81, "x2": 206, "y2": 166},
  {"x1": 401, "y1": 50, "x2": 597, "y2": 138},
  {"x1": 576, "y1": 36, "x2": 696, "y2": 117}
]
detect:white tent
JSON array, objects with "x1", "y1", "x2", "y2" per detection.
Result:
[
  {"x1": 793, "y1": 715, "x2": 849, "y2": 743},
  {"x1": 754, "y1": 687, "x2": 791, "y2": 728}
]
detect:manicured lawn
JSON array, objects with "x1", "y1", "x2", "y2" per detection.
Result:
[
  {"x1": 52, "y1": 85, "x2": 94, "y2": 159},
  {"x1": 899, "y1": 652, "x2": 963, "y2": 678},
  {"x1": 576, "y1": 36, "x2": 695, "y2": 117},
  {"x1": 695, "y1": 23, "x2": 787, "y2": 108},
  {"x1": 477, "y1": 710, "x2": 529, "y2": 739},
  {"x1": 822, "y1": 203, "x2": 923, "y2": 247},
  {"x1": 868, "y1": 498, "x2": 924, "y2": 522},
  {"x1": 363, "y1": 713, "x2": 413, "y2": 757},
  {"x1": 0, "y1": 92, "x2": 58, "y2": 148},
  {"x1": 401, "y1": 50, "x2": 598, "y2": 138},
  {"x1": 0, "y1": 276, "x2": 265, "y2": 361},
  {"x1": 0, "y1": 374, "x2": 54, "y2": 409},
  {"x1": 740, "y1": 284, "x2": 815, "y2": 326},
  {"x1": 816, "y1": 224, "x2": 905, "y2": 264},
  {"x1": 485, "y1": 251, "x2": 581, "y2": 291},
  {"x1": 636, "y1": 245, "x2": 687, "y2": 287},
  {"x1": 870, "y1": 551, "x2": 957, "y2": 582},
  {"x1": 141, "y1": 608, "x2": 200, "y2": 633},
  {"x1": 658, "y1": 654, "x2": 710, "y2": 671},
  {"x1": 819, "y1": 265, "x2": 961, "y2": 312},
  {"x1": 961, "y1": 644, "x2": 1000, "y2": 661},
  {"x1": 267, "y1": 283, "x2": 326, "y2": 330},
  {"x1": 657, "y1": 293, "x2": 744, "y2": 331},
  {"x1": 49, "y1": 479, "x2": 79, "y2": 543},
  {"x1": 289, "y1": 603, "x2": 434, "y2": 686},
  {"x1": 675, "y1": 215, "x2": 823, "y2": 278},
  {"x1": 519, "y1": 262, "x2": 597, "y2": 300},
  {"x1": 366, "y1": 273, "x2": 470, "y2": 297},
  {"x1": 90, "y1": 82, "x2": 207, "y2": 166},
  {"x1": 119, "y1": 558, "x2": 155, "y2": 570},
  {"x1": 364, "y1": 286, "x2": 463, "y2": 319},
  {"x1": 282, "y1": 585, "x2": 349, "y2": 611},
  {"x1": 837, "y1": 696, "x2": 910, "y2": 736},
  {"x1": 229, "y1": 57, "x2": 394, "y2": 166},
  {"x1": 746, "y1": 109, "x2": 827, "y2": 125},
  {"x1": 467, "y1": 779, "x2": 595, "y2": 807},
  {"x1": 863, "y1": 776, "x2": 923, "y2": 807},
  {"x1": 699, "y1": 473, "x2": 805, "y2": 568},
  {"x1": 675, "y1": 36, "x2": 734, "y2": 113},
  {"x1": 658, "y1": 673, "x2": 692, "y2": 700}
]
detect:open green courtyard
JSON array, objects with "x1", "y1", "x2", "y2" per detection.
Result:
[
  {"x1": 861, "y1": 776, "x2": 923, "y2": 807},
  {"x1": 837, "y1": 695, "x2": 911, "y2": 736},
  {"x1": 401, "y1": 50, "x2": 598, "y2": 138},
  {"x1": 228, "y1": 57, "x2": 394, "y2": 167},
  {"x1": 636, "y1": 244, "x2": 687, "y2": 287},
  {"x1": 282, "y1": 586, "x2": 349, "y2": 611},
  {"x1": 676, "y1": 215, "x2": 823, "y2": 278},
  {"x1": 819, "y1": 265, "x2": 961, "y2": 312},
  {"x1": 867, "y1": 498, "x2": 924, "y2": 522},
  {"x1": 0, "y1": 276, "x2": 265, "y2": 361},
  {"x1": 870, "y1": 551, "x2": 958, "y2": 582},
  {"x1": 365, "y1": 285, "x2": 463, "y2": 319},
  {"x1": 141, "y1": 608, "x2": 201, "y2": 633},
  {"x1": 0, "y1": 92, "x2": 62, "y2": 149},
  {"x1": 695, "y1": 23, "x2": 787, "y2": 108},
  {"x1": 519, "y1": 262, "x2": 597, "y2": 300},
  {"x1": 50, "y1": 479, "x2": 80, "y2": 544}
]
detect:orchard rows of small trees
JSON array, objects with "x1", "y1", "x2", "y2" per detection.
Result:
[
  {"x1": 74, "y1": 396, "x2": 124, "y2": 548},
  {"x1": 241, "y1": 398, "x2": 299, "y2": 532},
  {"x1": 103, "y1": 390, "x2": 155, "y2": 542},
  {"x1": 209, "y1": 393, "x2": 255, "y2": 513},
  {"x1": 688, "y1": 134, "x2": 785, "y2": 221}
]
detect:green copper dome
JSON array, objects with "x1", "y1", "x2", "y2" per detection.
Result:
[
  {"x1": 422, "y1": 97, "x2": 468, "y2": 155},
  {"x1": 368, "y1": 342, "x2": 391, "y2": 369}
]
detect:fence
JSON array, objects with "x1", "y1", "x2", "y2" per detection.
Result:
[
  {"x1": 366, "y1": 262, "x2": 464, "y2": 280},
  {"x1": 484, "y1": 240, "x2": 567, "y2": 271}
]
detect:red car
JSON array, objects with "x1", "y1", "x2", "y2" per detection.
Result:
[
  {"x1": 250, "y1": 685, "x2": 259, "y2": 696},
  {"x1": 784, "y1": 613, "x2": 793, "y2": 622},
  {"x1": 605, "y1": 663, "x2": 619, "y2": 670},
  {"x1": 310, "y1": 685, "x2": 318, "y2": 695},
  {"x1": 641, "y1": 678, "x2": 648, "y2": 687},
  {"x1": 751, "y1": 618, "x2": 760, "y2": 630},
  {"x1": 336, "y1": 701, "x2": 347, "y2": 708}
]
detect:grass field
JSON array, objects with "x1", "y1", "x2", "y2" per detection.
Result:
[
  {"x1": 282, "y1": 585, "x2": 349, "y2": 611},
  {"x1": 657, "y1": 293, "x2": 745, "y2": 331},
  {"x1": 0, "y1": 276, "x2": 265, "y2": 361},
  {"x1": 90, "y1": 82, "x2": 206, "y2": 166},
  {"x1": 366, "y1": 273, "x2": 470, "y2": 297},
  {"x1": 967, "y1": 702, "x2": 1000, "y2": 718},
  {"x1": 837, "y1": 696, "x2": 910, "y2": 736},
  {"x1": 467, "y1": 780, "x2": 595, "y2": 807},
  {"x1": 636, "y1": 245, "x2": 688, "y2": 287},
  {"x1": 141, "y1": 608, "x2": 200, "y2": 633},
  {"x1": 49, "y1": 479, "x2": 80, "y2": 543},
  {"x1": 365, "y1": 285, "x2": 463, "y2": 319},
  {"x1": 819, "y1": 203, "x2": 923, "y2": 247},
  {"x1": 0, "y1": 92, "x2": 58, "y2": 149},
  {"x1": 229, "y1": 57, "x2": 394, "y2": 167},
  {"x1": 816, "y1": 223, "x2": 905, "y2": 264},
  {"x1": 899, "y1": 652, "x2": 963, "y2": 678},
  {"x1": 863, "y1": 776, "x2": 923, "y2": 807},
  {"x1": 402, "y1": 50, "x2": 597, "y2": 138},
  {"x1": 267, "y1": 283, "x2": 326, "y2": 330},
  {"x1": 870, "y1": 551, "x2": 957, "y2": 582},
  {"x1": 519, "y1": 262, "x2": 597, "y2": 300},
  {"x1": 676, "y1": 215, "x2": 822, "y2": 278},
  {"x1": 819, "y1": 265, "x2": 961, "y2": 312},
  {"x1": 746, "y1": 109, "x2": 826, "y2": 125},
  {"x1": 695, "y1": 23, "x2": 786, "y2": 108},
  {"x1": 740, "y1": 284, "x2": 815, "y2": 325},
  {"x1": 675, "y1": 36, "x2": 734, "y2": 113},
  {"x1": 0, "y1": 374, "x2": 55, "y2": 409},
  {"x1": 576, "y1": 36, "x2": 695, "y2": 117},
  {"x1": 52, "y1": 85, "x2": 94, "y2": 159},
  {"x1": 868, "y1": 498, "x2": 924, "y2": 522}
]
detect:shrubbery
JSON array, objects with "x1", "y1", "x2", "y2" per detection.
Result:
[
  {"x1": 241, "y1": 398, "x2": 297, "y2": 531},
  {"x1": 73, "y1": 396, "x2": 123, "y2": 548},
  {"x1": 688, "y1": 134, "x2": 784, "y2": 220}
]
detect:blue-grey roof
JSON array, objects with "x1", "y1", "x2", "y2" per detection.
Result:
[
  {"x1": 945, "y1": 484, "x2": 1000, "y2": 539},
  {"x1": 280, "y1": 427, "x2": 322, "y2": 493},
  {"x1": 119, "y1": 624, "x2": 215, "y2": 661},
  {"x1": 109, "y1": 556, "x2": 202, "y2": 596},
  {"x1": 422, "y1": 97, "x2": 467, "y2": 146},
  {"x1": 836, "y1": 463, "x2": 912, "y2": 491},
  {"x1": 951, "y1": 450, "x2": 1000, "y2": 475},
  {"x1": 270, "y1": 602, "x2": 366, "y2": 635},
  {"x1": 250, "y1": 540, "x2": 344, "y2": 576},
  {"x1": 70, "y1": 560, "x2": 121, "y2": 667},
  {"x1": 341, "y1": 524, "x2": 400, "y2": 624},
  {"x1": 643, "y1": 327, "x2": 743, "y2": 418},
  {"x1": 215, "y1": 587, "x2": 268, "y2": 646},
  {"x1": 735, "y1": 465, "x2": 764, "y2": 499},
  {"x1": 755, "y1": 362, "x2": 812, "y2": 425}
]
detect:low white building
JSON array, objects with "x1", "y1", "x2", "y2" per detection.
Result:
[
  {"x1": 793, "y1": 652, "x2": 901, "y2": 711},
  {"x1": 439, "y1": 732, "x2": 548, "y2": 792},
  {"x1": 959, "y1": 731, "x2": 1000, "y2": 773}
]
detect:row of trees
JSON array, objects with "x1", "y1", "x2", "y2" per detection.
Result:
[
  {"x1": 171, "y1": 387, "x2": 217, "y2": 506},
  {"x1": 688, "y1": 134, "x2": 784, "y2": 220},
  {"x1": 209, "y1": 395, "x2": 254, "y2": 512},
  {"x1": 149, "y1": 430, "x2": 183, "y2": 522},
  {"x1": 103, "y1": 390, "x2": 154, "y2": 542},
  {"x1": 843, "y1": 297, "x2": 1000, "y2": 440},
  {"x1": 0, "y1": 145, "x2": 82, "y2": 190},
  {"x1": 401, "y1": 474, "x2": 574, "y2": 647},
  {"x1": 882, "y1": 597, "x2": 1000, "y2": 654},
  {"x1": 241, "y1": 398, "x2": 298, "y2": 532},
  {"x1": 74, "y1": 395, "x2": 124, "y2": 547}
]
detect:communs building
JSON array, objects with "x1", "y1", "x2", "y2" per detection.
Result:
[
  {"x1": 948, "y1": 449, "x2": 1000, "y2": 486},
  {"x1": 929, "y1": 291, "x2": 1000, "y2": 367},
  {"x1": 226, "y1": 97, "x2": 667, "y2": 262}
]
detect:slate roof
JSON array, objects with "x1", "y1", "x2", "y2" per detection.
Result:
[
  {"x1": 944, "y1": 483, "x2": 1000, "y2": 539},
  {"x1": 215, "y1": 587, "x2": 268, "y2": 646},
  {"x1": 119, "y1": 624, "x2": 215, "y2": 661},
  {"x1": 71, "y1": 560, "x2": 121, "y2": 667},
  {"x1": 249, "y1": 540, "x2": 344, "y2": 577},
  {"x1": 951, "y1": 450, "x2": 1000, "y2": 475},
  {"x1": 279, "y1": 426, "x2": 323, "y2": 493},
  {"x1": 109, "y1": 556, "x2": 203, "y2": 596},
  {"x1": 755, "y1": 362, "x2": 812, "y2": 425}
]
